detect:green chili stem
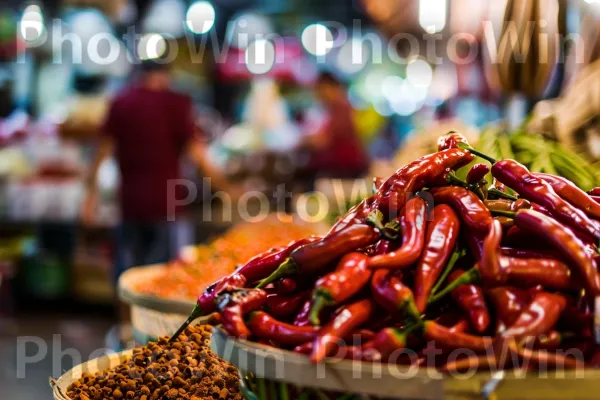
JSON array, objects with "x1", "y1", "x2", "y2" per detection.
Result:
[
  {"x1": 446, "y1": 172, "x2": 469, "y2": 188},
  {"x1": 255, "y1": 258, "x2": 298, "y2": 288},
  {"x1": 169, "y1": 305, "x2": 203, "y2": 343},
  {"x1": 488, "y1": 188, "x2": 518, "y2": 201},
  {"x1": 309, "y1": 292, "x2": 333, "y2": 326},
  {"x1": 404, "y1": 297, "x2": 422, "y2": 323},
  {"x1": 428, "y1": 267, "x2": 481, "y2": 305},
  {"x1": 490, "y1": 210, "x2": 517, "y2": 218},
  {"x1": 457, "y1": 142, "x2": 497, "y2": 164},
  {"x1": 430, "y1": 246, "x2": 466, "y2": 297}
]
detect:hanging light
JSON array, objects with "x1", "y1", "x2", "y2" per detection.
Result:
[{"x1": 20, "y1": 4, "x2": 44, "y2": 42}]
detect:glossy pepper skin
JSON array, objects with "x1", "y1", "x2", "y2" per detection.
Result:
[
  {"x1": 256, "y1": 224, "x2": 381, "y2": 288},
  {"x1": 413, "y1": 204, "x2": 461, "y2": 312},
  {"x1": 346, "y1": 327, "x2": 415, "y2": 362},
  {"x1": 217, "y1": 288, "x2": 268, "y2": 339},
  {"x1": 486, "y1": 287, "x2": 530, "y2": 334},
  {"x1": 328, "y1": 197, "x2": 376, "y2": 234},
  {"x1": 448, "y1": 269, "x2": 490, "y2": 333},
  {"x1": 534, "y1": 173, "x2": 600, "y2": 219},
  {"x1": 370, "y1": 270, "x2": 420, "y2": 321},
  {"x1": 246, "y1": 311, "x2": 318, "y2": 347},
  {"x1": 293, "y1": 300, "x2": 313, "y2": 327},
  {"x1": 309, "y1": 252, "x2": 371, "y2": 325},
  {"x1": 481, "y1": 220, "x2": 578, "y2": 290},
  {"x1": 264, "y1": 291, "x2": 310, "y2": 320},
  {"x1": 238, "y1": 237, "x2": 321, "y2": 284},
  {"x1": 501, "y1": 291, "x2": 567, "y2": 344},
  {"x1": 169, "y1": 273, "x2": 247, "y2": 343},
  {"x1": 423, "y1": 321, "x2": 491, "y2": 352},
  {"x1": 276, "y1": 278, "x2": 297, "y2": 295},
  {"x1": 437, "y1": 132, "x2": 469, "y2": 151},
  {"x1": 514, "y1": 209, "x2": 600, "y2": 295},
  {"x1": 466, "y1": 163, "x2": 490, "y2": 184},
  {"x1": 429, "y1": 186, "x2": 492, "y2": 232},
  {"x1": 368, "y1": 197, "x2": 428, "y2": 269},
  {"x1": 484, "y1": 199, "x2": 531, "y2": 212},
  {"x1": 310, "y1": 299, "x2": 374, "y2": 363},
  {"x1": 492, "y1": 159, "x2": 600, "y2": 240},
  {"x1": 376, "y1": 148, "x2": 475, "y2": 216}
]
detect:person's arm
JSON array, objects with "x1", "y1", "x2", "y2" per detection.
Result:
[
  {"x1": 187, "y1": 139, "x2": 244, "y2": 200},
  {"x1": 81, "y1": 136, "x2": 114, "y2": 224}
]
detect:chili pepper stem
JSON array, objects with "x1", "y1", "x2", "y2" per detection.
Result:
[
  {"x1": 430, "y1": 246, "x2": 466, "y2": 297},
  {"x1": 309, "y1": 293, "x2": 333, "y2": 326},
  {"x1": 403, "y1": 298, "x2": 422, "y2": 323},
  {"x1": 255, "y1": 258, "x2": 299, "y2": 289},
  {"x1": 169, "y1": 305, "x2": 204, "y2": 343},
  {"x1": 446, "y1": 172, "x2": 469, "y2": 188},
  {"x1": 490, "y1": 210, "x2": 517, "y2": 218},
  {"x1": 457, "y1": 142, "x2": 497, "y2": 164},
  {"x1": 428, "y1": 268, "x2": 481, "y2": 305},
  {"x1": 488, "y1": 188, "x2": 518, "y2": 201}
]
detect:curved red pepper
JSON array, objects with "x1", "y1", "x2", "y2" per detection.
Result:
[
  {"x1": 327, "y1": 197, "x2": 377, "y2": 234},
  {"x1": 368, "y1": 197, "x2": 427, "y2": 269},
  {"x1": 370, "y1": 270, "x2": 420, "y2": 321},
  {"x1": 310, "y1": 299, "x2": 374, "y2": 363},
  {"x1": 265, "y1": 291, "x2": 310, "y2": 320},
  {"x1": 218, "y1": 288, "x2": 268, "y2": 339},
  {"x1": 247, "y1": 311, "x2": 318, "y2": 347},
  {"x1": 514, "y1": 209, "x2": 600, "y2": 295},
  {"x1": 423, "y1": 321, "x2": 491, "y2": 352},
  {"x1": 257, "y1": 224, "x2": 381, "y2": 288},
  {"x1": 309, "y1": 252, "x2": 371, "y2": 325},
  {"x1": 492, "y1": 159, "x2": 600, "y2": 239},
  {"x1": 486, "y1": 287, "x2": 530, "y2": 334},
  {"x1": 276, "y1": 278, "x2": 297, "y2": 295},
  {"x1": 448, "y1": 269, "x2": 490, "y2": 333},
  {"x1": 437, "y1": 132, "x2": 470, "y2": 151},
  {"x1": 347, "y1": 326, "x2": 416, "y2": 362},
  {"x1": 535, "y1": 173, "x2": 600, "y2": 219},
  {"x1": 376, "y1": 148, "x2": 474, "y2": 216},
  {"x1": 501, "y1": 291, "x2": 567, "y2": 344},
  {"x1": 429, "y1": 186, "x2": 491, "y2": 232},
  {"x1": 484, "y1": 198, "x2": 531, "y2": 212},
  {"x1": 293, "y1": 300, "x2": 313, "y2": 327},
  {"x1": 466, "y1": 163, "x2": 490, "y2": 184},
  {"x1": 413, "y1": 204, "x2": 461, "y2": 312}
]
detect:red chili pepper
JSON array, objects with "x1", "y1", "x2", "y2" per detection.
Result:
[
  {"x1": 466, "y1": 163, "x2": 490, "y2": 184},
  {"x1": 588, "y1": 187, "x2": 600, "y2": 196},
  {"x1": 480, "y1": 219, "x2": 579, "y2": 290},
  {"x1": 492, "y1": 159, "x2": 600, "y2": 239},
  {"x1": 349, "y1": 326, "x2": 418, "y2": 362},
  {"x1": 373, "y1": 238, "x2": 393, "y2": 255},
  {"x1": 257, "y1": 224, "x2": 381, "y2": 288},
  {"x1": 308, "y1": 252, "x2": 371, "y2": 325},
  {"x1": 170, "y1": 273, "x2": 247, "y2": 342},
  {"x1": 429, "y1": 186, "x2": 491, "y2": 232},
  {"x1": 217, "y1": 288, "x2": 268, "y2": 339},
  {"x1": 373, "y1": 176, "x2": 384, "y2": 192},
  {"x1": 327, "y1": 197, "x2": 377, "y2": 234},
  {"x1": 501, "y1": 291, "x2": 567, "y2": 344},
  {"x1": 370, "y1": 269, "x2": 420, "y2": 321},
  {"x1": 500, "y1": 247, "x2": 563, "y2": 260},
  {"x1": 535, "y1": 173, "x2": 600, "y2": 219},
  {"x1": 264, "y1": 291, "x2": 310, "y2": 320},
  {"x1": 246, "y1": 311, "x2": 318, "y2": 347},
  {"x1": 376, "y1": 148, "x2": 474, "y2": 216},
  {"x1": 413, "y1": 204, "x2": 461, "y2": 312},
  {"x1": 486, "y1": 287, "x2": 530, "y2": 334},
  {"x1": 463, "y1": 226, "x2": 485, "y2": 261},
  {"x1": 423, "y1": 321, "x2": 491, "y2": 352},
  {"x1": 437, "y1": 132, "x2": 470, "y2": 151},
  {"x1": 293, "y1": 329, "x2": 377, "y2": 356},
  {"x1": 310, "y1": 299, "x2": 374, "y2": 363},
  {"x1": 514, "y1": 209, "x2": 600, "y2": 295},
  {"x1": 448, "y1": 269, "x2": 490, "y2": 333},
  {"x1": 368, "y1": 197, "x2": 428, "y2": 269},
  {"x1": 276, "y1": 278, "x2": 297, "y2": 295},
  {"x1": 516, "y1": 344, "x2": 584, "y2": 369},
  {"x1": 293, "y1": 299, "x2": 313, "y2": 327},
  {"x1": 484, "y1": 198, "x2": 531, "y2": 212}
]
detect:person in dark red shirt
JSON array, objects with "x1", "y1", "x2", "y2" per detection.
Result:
[
  {"x1": 82, "y1": 60, "x2": 237, "y2": 280},
  {"x1": 307, "y1": 72, "x2": 369, "y2": 178}
]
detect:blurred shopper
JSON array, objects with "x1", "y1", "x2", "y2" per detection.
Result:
[
  {"x1": 306, "y1": 72, "x2": 369, "y2": 178},
  {"x1": 82, "y1": 60, "x2": 238, "y2": 281}
]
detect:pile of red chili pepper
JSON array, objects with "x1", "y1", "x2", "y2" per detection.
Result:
[{"x1": 171, "y1": 132, "x2": 600, "y2": 373}]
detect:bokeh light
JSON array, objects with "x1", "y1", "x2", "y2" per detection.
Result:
[
  {"x1": 137, "y1": 33, "x2": 167, "y2": 60},
  {"x1": 406, "y1": 58, "x2": 433, "y2": 87},
  {"x1": 301, "y1": 23, "x2": 333, "y2": 56},
  {"x1": 245, "y1": 39, "x2": 276, "y2": 75},
  {"x1": 20, "y1": 4, "x2": 44, "y2": 42},
  {"x1": 186, "y1": 1, "x2": 215, "y2": 34}
]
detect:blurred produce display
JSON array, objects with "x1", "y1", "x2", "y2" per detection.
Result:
[
  {"x1": 172, "y1": 132, "x2": 600, "y2": 376},
  {"x1": 134, "y1": 215, "x2": 324, "y2": 301}
]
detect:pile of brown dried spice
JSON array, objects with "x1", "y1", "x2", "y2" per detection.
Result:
[{"x1": 66, "y1": 325, "x2": 242, "y2": 400}]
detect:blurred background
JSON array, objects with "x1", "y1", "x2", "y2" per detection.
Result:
[{"x1": 2, "y1": 0, "x2": 600, "y2": 396}]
